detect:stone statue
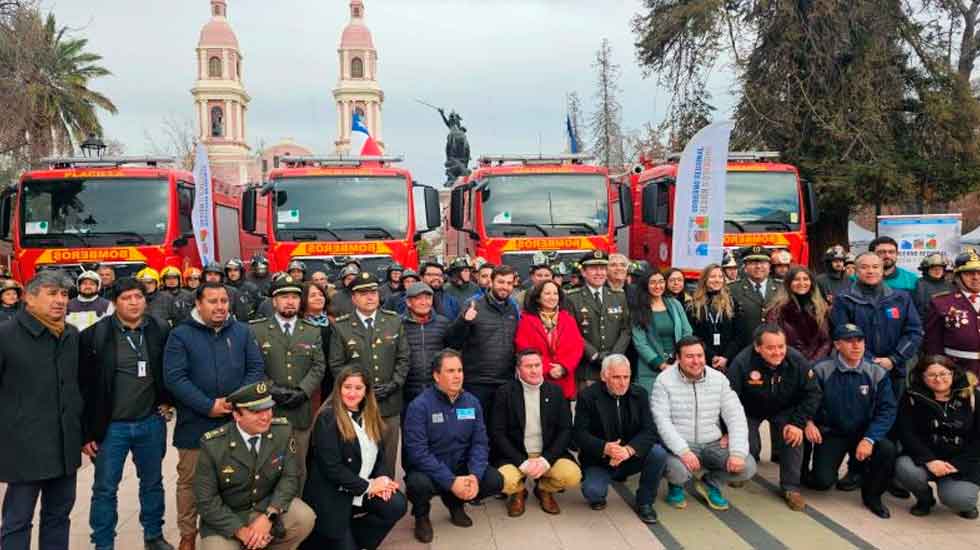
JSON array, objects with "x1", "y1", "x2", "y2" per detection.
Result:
[
  {"x1": 211, "y1": 107, "x2": 223, "y2": 137},
  {"x1": 438, "y1": 107, "x2": 471, "y2": 185}
]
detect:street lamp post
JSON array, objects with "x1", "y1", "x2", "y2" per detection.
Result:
[{"x1": 80, "y1": 133, "x2": 106, "y2": 159}]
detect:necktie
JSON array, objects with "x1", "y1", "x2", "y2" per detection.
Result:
[
  {"x1": 755, "y1": 282, "x2": 764, "y2": 299},
  {"x1": 283, "y1": 322, "x2": 292, "y2": 337},
  {"x1": 971, "y1": 294, "x2": 979, "y2": 304},
  {"x1": 593, "y1": 290, "x2": 602, "y2": 305},
  {"x1": 365, "y1": 317, "x2": 374, "y2": 331},
  {"x1": 248, "y1": 436, "x2": 260, "y2": 459}
]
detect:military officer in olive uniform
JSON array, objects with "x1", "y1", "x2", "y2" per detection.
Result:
[
  {"x1": 194, "y1": 382, "x2": 315, "y2": 550},
  {"x1": 925, "y1": 249, "x2": 980, "y2": 376},
  {"x1": 250, "y1": 275, "x2": 325, "y2": 485},
  {"x1": 729, "y1": 245, "x2": 780, "y2": 350},
  {"x1": 329, "y1": 271, "x2": 410, "y2": 475},
  {"x1": 566, "y1": 250, "x2": 631, "y2": 389}
]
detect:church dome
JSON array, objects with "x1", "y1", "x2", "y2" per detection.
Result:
[
  {"x1": 339, "y1": 0, "x2": 374, "y2": 50},
  {"x1": 199, "y1": 0, "x2": 239, "y2": 49}
]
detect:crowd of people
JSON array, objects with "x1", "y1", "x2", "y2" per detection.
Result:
[{"x1": 1, "y1": 236, "x2": 979, "y2": 550}]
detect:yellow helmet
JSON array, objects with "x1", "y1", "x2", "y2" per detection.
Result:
[
  {"x1": 160, "y1": 266, "x2": 182, "y2": 282},
  {"x1": 136, "y1": 267, "x2": 160, "y2": 284}
]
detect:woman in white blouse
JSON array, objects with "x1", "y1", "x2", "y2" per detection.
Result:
[{"x1": 301, "y1": 367, "x2": 407, "y2": 549}]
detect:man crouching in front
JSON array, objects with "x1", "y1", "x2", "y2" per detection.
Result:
[{"x1": 193, "y1": 382, "x2": 315, "y2": 550}]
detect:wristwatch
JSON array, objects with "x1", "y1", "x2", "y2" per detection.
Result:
[{"x1": 265, "y1": 509, "x2": 280, "y2": 523}]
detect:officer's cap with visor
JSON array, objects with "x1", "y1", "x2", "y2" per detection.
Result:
[{"x1": 228, "y1": 381, "x2": 276, "y2": 412}]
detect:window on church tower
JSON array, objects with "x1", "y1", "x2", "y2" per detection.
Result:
[
  {"x1": 351, "y1": 57, "x2": 364, "y2": 78},
  {"x1": 208, "y1": 57, "x2": 222, "y2": 78},
  {"x1": 210, "y1": 106, "x2": 224, "y2": 137}
]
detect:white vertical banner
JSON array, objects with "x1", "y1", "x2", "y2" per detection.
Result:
[
  {"x1": 191, "y1": 142, "x2": 216, "y2": 265},
  {"x1": 671, "y1": 121, "x2": 733, "y2": 271}
]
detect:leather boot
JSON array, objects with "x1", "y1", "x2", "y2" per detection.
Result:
[
  {"x1": 507, "y1": 489, "x2": 527, "y2": 517},
  {"x1": 178, "y1": 532, "x2": 196, "y2": 550},
  {"x1": 535, "y1": 487, "x2": 560, "y2": 515}
]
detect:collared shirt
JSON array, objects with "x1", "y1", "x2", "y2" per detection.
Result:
[
  {"x1": 586, "y1": 285, "x2": 604, "y2": 304},
  {"x1": 237, "y1": 423, "x2": 261, "y2": 455},
  {"x1": 350, "y1": 410, "x2": 379, "y2": 506},
  {"x1": 751, "y1": 278, "x2": 768, "y2": 297},
  {"x1": 110, "y1": 315, "x2": 155, "y2": 421},
  {"x1": 355, "y1": 310, "x2": 377, "y2": 331},
  {"x1": 274, "y1": 313, "x2": 298, "y2": 336},
  {"x1": 961, "y1": 290, "x2": 980, "y2": 313}
]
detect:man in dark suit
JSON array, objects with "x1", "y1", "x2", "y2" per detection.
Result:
[
  {"x1": 730, "y1": 246, "x2": 780, "y2": 349},
  {"x1": 492, "y1": 349, "x2": 581, "y2": 517}
]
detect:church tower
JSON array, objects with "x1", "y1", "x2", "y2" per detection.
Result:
[
  {"x1": 334, "y1": 0, "x2": 384, "y2": 153},
  {"x1": 192, "y1": 0, "x2": 251, "y2": 186}
]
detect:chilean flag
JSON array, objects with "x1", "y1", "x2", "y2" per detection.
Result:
[{"x1": 350, "y1": 112, "x2": 383, "y2": 156}]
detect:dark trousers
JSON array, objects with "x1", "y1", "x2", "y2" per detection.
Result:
[
  {"x1": 1, "y1": 473, "x2": 77, "y2": 550},
  {"x1": 748, "y1": 416, "x2": 804, "y2": 491},
  {"x1": 807, "y1": 435, "x2": 896, "y2": 501},
  {"x1": 405, "y1": 467, "x2": 504, "y2": 518},
  {"x1": 581, "y1": 444, "x2": 667, "y2": 506},
  {"x1": 90, "y1": 414, "x2": 167, "y2": 548},
  {"x1": 463, "y1": 383, "x2": 501, "y2": 462},
  {"x1": 302, "y1": 492, "x2": 407, "y2": 550}
]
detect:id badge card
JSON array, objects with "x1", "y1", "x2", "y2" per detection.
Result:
[
  {"x1": 137, "y1": 361, "x2": 148, "y2": 378},
  {"x1": 713, "y1": 333, "x2": 721, "y2": 346}
]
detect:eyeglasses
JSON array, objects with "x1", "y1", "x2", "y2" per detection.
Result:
[{"x1": 924, "y1": 372, "x2": 953, "y2": 380}]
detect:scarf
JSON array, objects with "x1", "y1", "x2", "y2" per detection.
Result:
[
  {"x1": 305, "y1": 313, "x2": 330, "y2": 327},
  {"x1": 29, "y1": 309, "x2": 65, "y2": 337},
  {"x1": 539, "y1": 308, "x2": 558, "y2": 331}
]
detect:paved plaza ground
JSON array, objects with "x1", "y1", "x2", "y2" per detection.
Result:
[{"x1": 3, "y1": 423, "x2": 979, "y2": 549}]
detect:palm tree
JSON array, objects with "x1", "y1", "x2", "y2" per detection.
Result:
[{"x1": 1, "y1": 7, "x2": 117, "y2": 160}]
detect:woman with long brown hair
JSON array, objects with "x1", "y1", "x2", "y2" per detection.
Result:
[
  {"x1": 686, "y1": 264, "x2": 740, "y2": 371},
  {"x1": 631, "y1": 270, "x2": 692, "y2": 391},
  {"x1": 302, "y1": 368, "x2": 406, "y2": 549},
  {"x1": 764, "y1": 266, "x2": 831, "y2": 361}
]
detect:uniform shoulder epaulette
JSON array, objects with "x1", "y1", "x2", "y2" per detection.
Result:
[
  {"x1": 203, "y1": 426, "x2": 228, "y2": 440},
  {"x1": 335, "y1": 313, "x2": 351, "y2": 322},
  {"x1": 566, "y1": 287, "x2": 583, "y2": 295},
  {"x1": 248, "y1": 317, "x2": 267, "y2": 324},
  {"x1": 934, "y1": 291, "x2": 953, "y2": 298},
  {"x1": 271, "y1": 417, "x2": 290, "y2": 426},
  {"x1": 379, "y1": 308, "x2": 398, "y2": 316}
]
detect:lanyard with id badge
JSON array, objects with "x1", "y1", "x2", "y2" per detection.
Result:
[
  {"x1": 706, "y1": 308, "x2": 723, "y2": 347},
  {"x1": 123, "y1": 329, "x2": 148, "y2": 378}
]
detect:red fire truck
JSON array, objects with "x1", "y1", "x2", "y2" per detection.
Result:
[
  {"x1": 445, "y1": 154, "x2": 632, "y2": 275},
  {"x1": 241, "y1": 155, "x2": 441, "y2": 278},
  {"x1": 0, "y1": 155, "x2": 265, "y2": 282},
  {"x1": 623, "y1": 151, "x2": 820, "y2": 277}
]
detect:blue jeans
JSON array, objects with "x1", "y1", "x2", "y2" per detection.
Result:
[
  {"x1": 582, "y1": 444, "x2": 668, "y2": 506},
  {"x1": 90, "y1": 414, "x2": 167, "y2": 549}
]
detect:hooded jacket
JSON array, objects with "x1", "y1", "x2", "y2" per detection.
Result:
[{"x1": 163, "y1": 309, "x2": 265, "y2": 449}]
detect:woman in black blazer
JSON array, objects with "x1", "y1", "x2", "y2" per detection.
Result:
[{"x1": 301, "y1": 367, "x2": 407, "y2": 550}]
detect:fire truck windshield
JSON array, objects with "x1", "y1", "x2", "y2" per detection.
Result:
[
  {"x1": 20, "y1": 178, "x2": 168, "y2": 247},
  {"x1": 725, "y1": 171, "x2": 801, "y2": 230},
  {"x1": 480, "y1": 173, "x2": 608, "y2": 237},
  {"x1": 273, "y1": 175, "x2": 408, "y2": 241}
]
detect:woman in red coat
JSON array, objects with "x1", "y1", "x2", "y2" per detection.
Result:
[{"x1": 514, "y1": 280, "x2": 585, "y2": 400}]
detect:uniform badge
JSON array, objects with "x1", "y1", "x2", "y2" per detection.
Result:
[
  {"x1": 859, "y1": 385, "x2": 869, "y2": 395},
  {"x1": 431, "y1": 412, "x2": 444, "y2": 424},
  {"x1": 750, "y1": 370, "x2": 761, "y2": 380},
  {"x1": 257, "y1": 382, "x2": 267, "y2": 394},
  {"x1": 261, "y1": 342, "x2": 272, "y2": 349},
  {"x1": 375, "y1": 338, "x2": 383, "y2": 345},
  {"x1": 222, "y1": 466, "x2": 235, "y2": 474},
  {"x1": 351, "y1": 352, "x2": 360, "y2": 359},
  {"x1": 945, "y1": 306, "x2": 970, "y2": 329},
  {"x1": 347, "y1": 339, "x2": 357, "y2": 346},
  {"x1": 289, "y1": 438, "x2": 296, "y2": 454}
]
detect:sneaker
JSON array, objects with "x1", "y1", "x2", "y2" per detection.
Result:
[
  {"x1": 695, "y1": 479, "x2": 730, "y2": 511},
  {"x1": 665, "y1": 484, "x2": 688, "y2": 509},
  {"x1": 589, "y1": 499, "x2": 607, "y2": 511},
  {"x1": 959, "y1": 508, "x2": 979, "y2": 519},
  {"x1": 784, "y1": 491, "x2": 806, "y2": 512},
  {"x1": 637, "y1": 503, "x2": 659, "y2": 524}
]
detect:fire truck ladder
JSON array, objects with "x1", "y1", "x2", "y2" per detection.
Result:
[
  {"x1": 38, "y1": 156, "x2": 177, "y2": 169},
  {"x1": 477, "y1": 153, "x2": 595, "y2": 166},
  {"x1": 279, "y1": 155, "x2": 404, "y2": 167},
  {"x1": 664, "y1": 151, "x2": 781, "y2": 163}
]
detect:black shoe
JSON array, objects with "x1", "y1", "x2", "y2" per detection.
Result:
[
  {"x1": 590, "y1": 499, "x2": 607, "y2": 511},
  {"x1": 836, "y1": 472, "x2": 862, "y2": 492},
  {"x1": 414, "y1": 516, "x2": 434, "y2": 543},
  {"x1": 910, "y1": 495, "x2": 935, "y2": 516},
  {"x1": 959, "y1": 508, "x2": 979, "y2": 519},
  {"x1": 637, "y1": 504, "x2": 658, "y2": 524},
  {"x1": 864, "y1": 499, "x2": 891, "y2": 519},
  {"x1": 145, "y1": 538, "x2": 175, "y2": 550},
  {"x1": 449, "y1": 506, "x2": 474, "y2": 527},
  {"x1": 887, "y1": 483, "x2": 911, "y2": 499}
]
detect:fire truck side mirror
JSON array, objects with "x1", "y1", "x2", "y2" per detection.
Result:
[
  {"x1": 641, "y1": 184, "x2": 660, "y2": 226},
  {"x1": 241, "y1": 188, "x2": 257, "y2": 233},
  {"x1": 0, "y1": 192, "x2": 11, "y2": 240},
  {"x1": 423, "y1": 186, "x2": 442, "y2": 231},
  {"x1": 617, "y1": 183, "x2": 633, "y2": 228},
  {"x1": 803, "y1": 179, "x2": 820, "y2": 225},
  {"x1": 450, "y1": 187, "x2": 465, "y2": 230}
]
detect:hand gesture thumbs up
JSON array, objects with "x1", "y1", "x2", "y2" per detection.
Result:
[{"x1": 463, "y1": 300, "x2": 478, "y2": 321}]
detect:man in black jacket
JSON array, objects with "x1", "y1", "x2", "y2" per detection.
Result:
[
  {"x1": 727, "y1": 324, "x2": 822, "y2": 512},
  {"x1": 493, "y1": 350, "x2": 581, "y2": 517},
  {"x1": 573, "y1": 354, "x2": 666, "y2": 524},
  {"x1": 400, "y1": 282, "x2": 451, "y2": 413},
  {"x1": 446, "y1": 264, "x2": 519, "y2": 436},
  {"x1": 0, "y1": 270, "x2": 82, "y2": 550},
  {"x1": 79, "y1": 277, "x2": 175, "y2": 550}
]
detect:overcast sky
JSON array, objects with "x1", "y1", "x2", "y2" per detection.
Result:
[{"x1": 48, "y1": 0, "x2": 733, "y2": 185}]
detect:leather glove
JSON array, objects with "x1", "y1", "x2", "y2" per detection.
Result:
[
  {"x1": 282, "y1": 388, "x2": 308, "y2": 408},
  {"x1": 374, "y1": 382, "x2": 397, "y2": 400}
]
